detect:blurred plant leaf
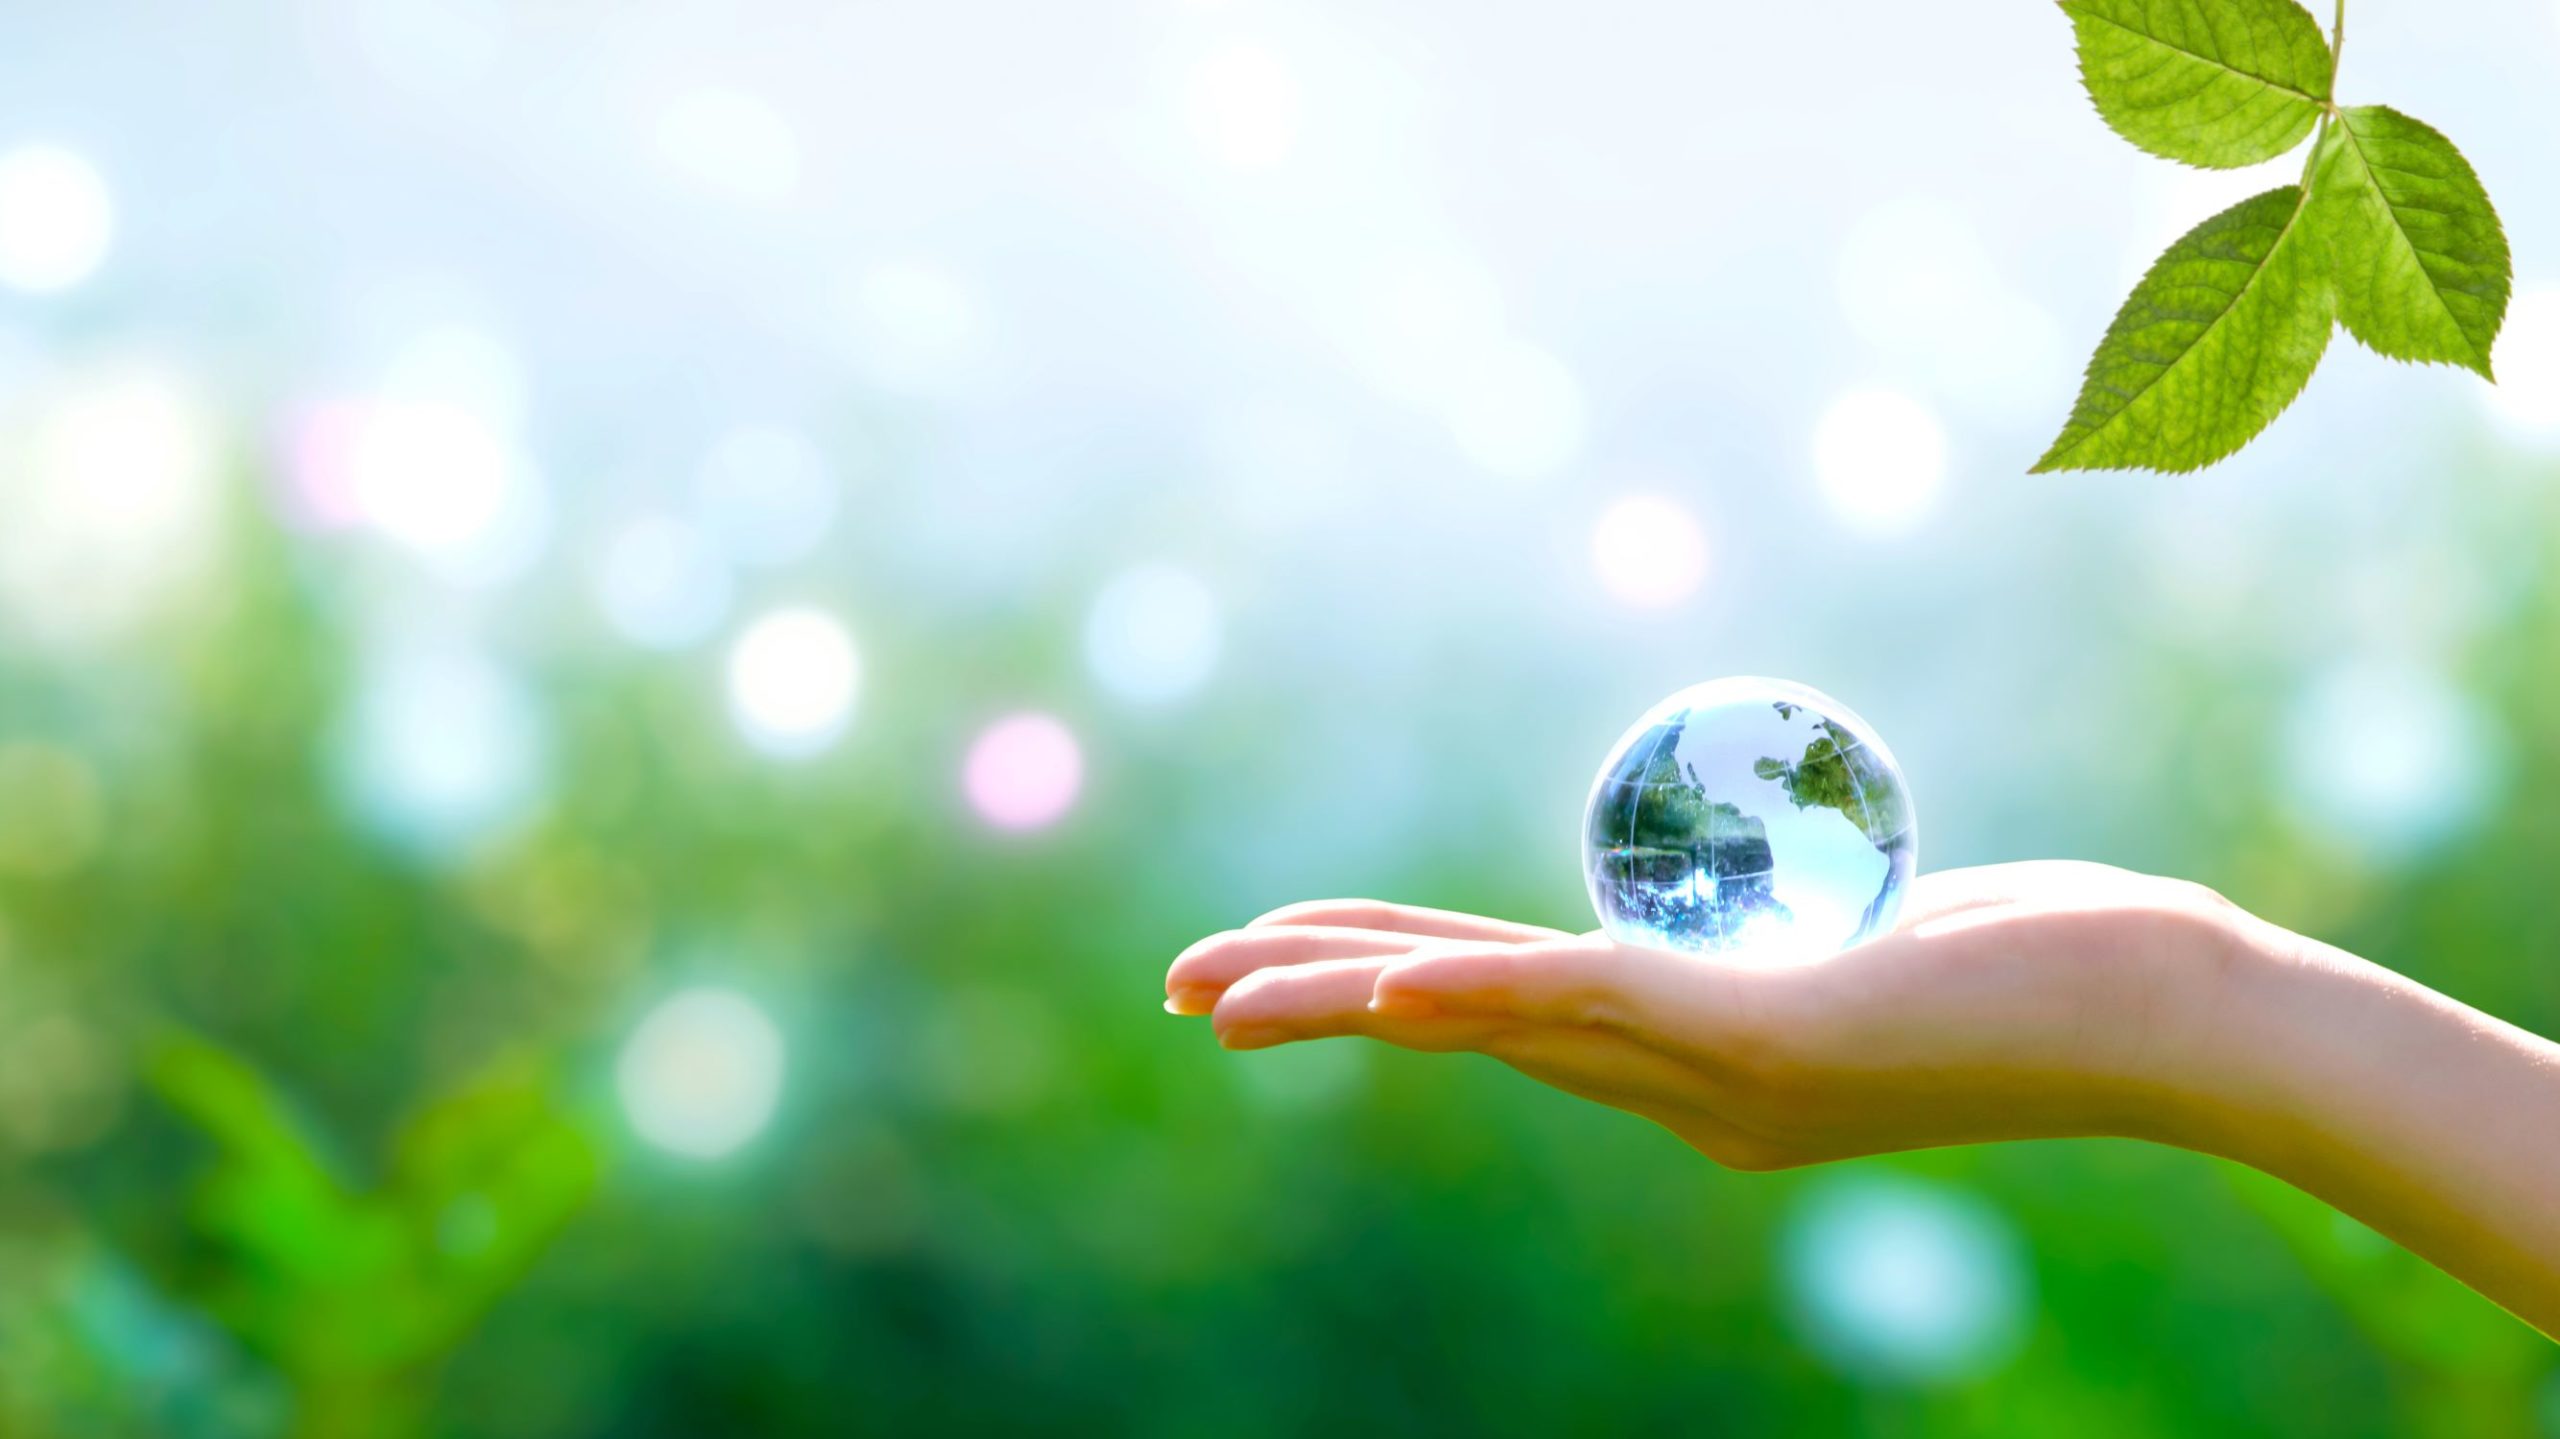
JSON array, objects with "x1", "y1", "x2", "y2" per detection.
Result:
[
  {"x1": 147, "y1": 1034, "x2": 600, "y2": 1392},
  {"x1": 2306, "y1": 105, "x2": 2511, "y2": 378},
  {"x1": 2034, "y1": 186, "x2": 2333, "y2": 473},
  {"x1": 2062, "y1": 0, "x2": 2332, "y2": 168}
]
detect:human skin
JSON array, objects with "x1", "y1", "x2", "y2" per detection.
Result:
[{"x1": 1163, "y1": 861, "x2": 2560, "y2": 1338}]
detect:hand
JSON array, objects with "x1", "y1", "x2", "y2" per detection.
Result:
[
  {"x1": 1169, "y1": 861, "x2": 2560, "y2": 1336},
  {"x1": 1165, "y1": 862, "x2": 2253, "y2": 1168}
]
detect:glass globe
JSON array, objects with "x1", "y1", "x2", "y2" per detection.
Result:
[{"x1": 1584, "y1": 677, "x2": 1916, "y2": 962}]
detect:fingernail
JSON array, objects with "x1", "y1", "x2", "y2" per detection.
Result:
[
  {"x1": 1369, "y1": 992, "x2": 1436, "y2": 1020},
  {"x1": 1219, "y1": 1025, "x2": 1285, "y2": 1050},
  {"x1": 1164, "y1": 984, "x2": 1219, "y2": 1016}
]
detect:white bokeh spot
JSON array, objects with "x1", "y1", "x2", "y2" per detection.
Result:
[
  {"x1": 726, "y1": 607, "x2": 860, "y2": 757},
  {"x1": 1590, "y1": 493, "x2": 1709, "y2": 609},
  {"x1": 0, "y1": 364, "x2": 222, "y2": 644},
  {"x1": 0, "y1": 144, "x2": 113, "y2": 294},
  {"x1": 2485, "y1": 287, "x2": 2560, "y2": 439},
  {"x1": 618, "y1": 988, "x2": 787, "y2": 1161},
  {"x1": 1814, "y1": 387, "x2": 1946, "y2": 532}
]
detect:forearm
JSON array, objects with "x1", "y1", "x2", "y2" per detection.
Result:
[{"x1": 2174, "y1": 920, "x2": 2560, "y2": 1336}]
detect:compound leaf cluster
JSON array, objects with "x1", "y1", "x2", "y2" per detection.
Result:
[{"x1": 2038, "y1": 0, "x2": 2511, "y2": 473}]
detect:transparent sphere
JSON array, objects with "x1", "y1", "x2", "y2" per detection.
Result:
[{"x1": 1584, "y1": 677, "x2": 1916, "y2": 962}]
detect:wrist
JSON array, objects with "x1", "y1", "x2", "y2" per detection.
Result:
[{"x1": 2137, "y1": 905, "x2": 2396, "y2": 1168}]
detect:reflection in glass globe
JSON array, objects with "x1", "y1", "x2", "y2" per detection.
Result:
[{"x1": 1584, "y1": 678, "x2": 1916, "y2": 963}]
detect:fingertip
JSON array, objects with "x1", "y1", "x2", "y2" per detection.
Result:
[
  {"x1": 1171, "y1": 929, "x2": 1240, "y2": 967},
  {"x1": 1164, "y1": 983, "x2": 1219, "y2": 1016}
]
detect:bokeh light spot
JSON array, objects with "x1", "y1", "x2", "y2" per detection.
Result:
[
  {"x1": 1443, "y1": 339, "x2": 1586, "y2": 481},
  {"x1": 0, "y1": 365, "x2": 221, "y2": 645},
  {"x1": 1813, "y1": 387, "x2": 1945, "y2": 532},
  {"x1": 1835, "y1": 197, "x2": 2062, "y2": 422},
  {"x1": 334, "y1": 642, "x2": 546, "y2": 858},
  {"x1": 593, "y1": 514, "x2": 732, "y2": 651},
  {"x1": 2486, "y1": 287, "x2": 2560, "y2": 438},
  {"x1": 1590, "y1": 494, "x2": 1709, "y2": 609},
  {"x1": 0, "y1": 144, "x2": 112, "y2": 294},
  {"x1": 963, "y1": 712, "x2": 1084, "y2": 832},
  {"x1": 618, "y1": 988, "x2": 786, "y2": 1161},
  {"x1": 1085, "y1": 564, "x2": 1222, "y2": 706},
  {"x1": 655, "y1": 88, "x2": 800, "y2": 203},
  {"x1": 1781, "y1": 1172, "x2": 2030, "y2": 1384},
  {"x1": 726, "y1": 607, "x2": 860, "y2": 758},
  {"x1": 842, "y1": 261, "x2": 986, "y2": 397},
  {"x1": 340, "y1": 399, "x2": 548, "y2": 588},
  {"x1": 695, "y1": 425, "x2": 839, "y2": 567},
  {"x1": 2279, "y1": 659, "x2": 2504, "y2": 864}
]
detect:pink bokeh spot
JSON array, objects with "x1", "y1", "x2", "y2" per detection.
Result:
[
  {"x1": 963, "y1": 712, "x2": 1083, "y2": 832},
  {"x1": 274, "y1": 400, "x2": 369, "y2": 532}
]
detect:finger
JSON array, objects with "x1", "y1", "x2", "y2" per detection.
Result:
[
  {"x1": 1247, "y1": 899, "x2": 1571, "y2": 945},
  {"x1": 1167, "y1": 926, "x2": 1430, "y2": 1014},
  {"x1": 1211, "y1": 957, "x2": 1784, "y2": 1162},
  {"x1": 1370, "y1": 938, "x2": 1693, "y2": 1029},
  {"x1": 1210, "y1": 956, "x2": 1505, "y2": 1053}
]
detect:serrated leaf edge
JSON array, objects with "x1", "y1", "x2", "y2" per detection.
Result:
[
  {"x1": 2032, "y1": 185, "x2": 2329, "y2": 475},
  {"x1": 2320, "y1": 105, "x2": 2509, "y2": 380}
]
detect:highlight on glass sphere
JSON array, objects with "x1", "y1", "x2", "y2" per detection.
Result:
[{"x1": 1583, "y1": 677, "x2": 1916, "y2": 963}]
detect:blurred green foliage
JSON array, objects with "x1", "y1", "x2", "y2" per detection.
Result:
[{"x1": 0, "y1": 461, "x2": 2556, "y2": 1438}]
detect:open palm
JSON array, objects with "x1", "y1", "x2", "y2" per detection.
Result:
[{"x1": 1166, "y1": 863, "x2": 2251, "y2": 1168}]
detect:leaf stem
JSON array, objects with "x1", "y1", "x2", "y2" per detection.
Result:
[{"x1": 2331, "y1": 0, "x2": 2346, "y2": 95}]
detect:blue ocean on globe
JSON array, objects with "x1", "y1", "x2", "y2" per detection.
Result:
[{"x1": 1584, "y1": 678, "x2": 1917, "y2": 963}]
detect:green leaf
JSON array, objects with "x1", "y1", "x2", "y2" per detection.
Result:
[
  {"x1": 2061, "y1": 0, "x2": 2332, "y2": 168},
  {"x1": 2306, "y1": 105, "x2": 2511, "y2": 378},
  {"x1": 2036, "y1": 185, "x2": 2334, "y2": 473}
]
